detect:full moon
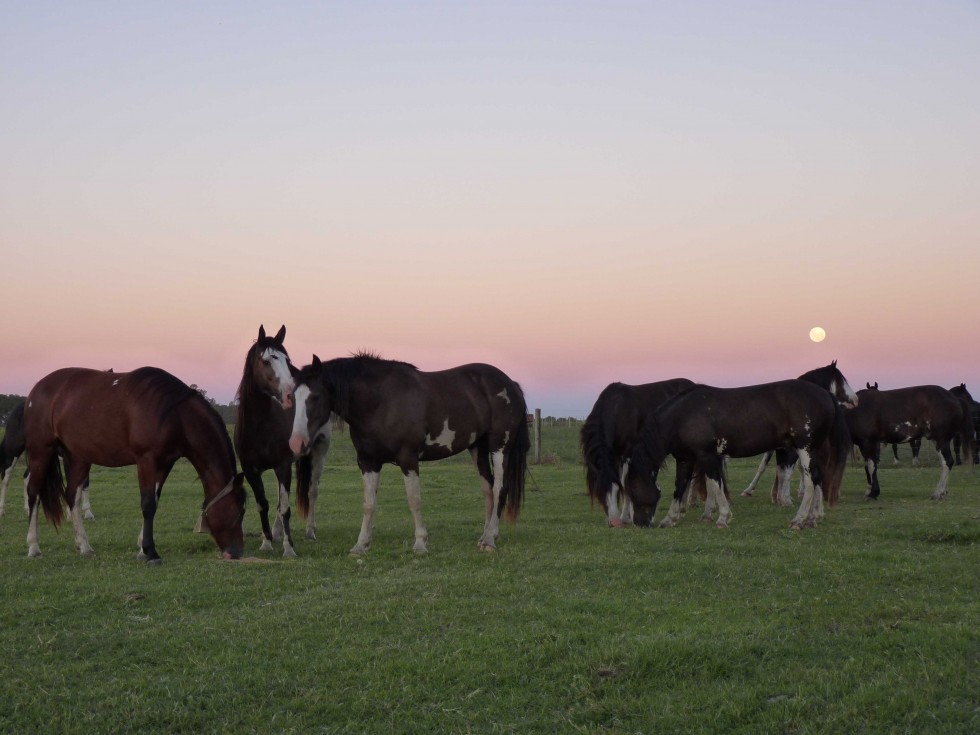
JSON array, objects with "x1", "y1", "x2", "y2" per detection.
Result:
[{"x1": 809, "y1": 326, "x2": 826, "y2": 343}]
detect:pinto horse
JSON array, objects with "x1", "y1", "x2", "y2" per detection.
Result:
[
  {"x1": 626, "y1": 379, "x2": 851, "y2": 530},
  {"x1": 740, "y1": 361, "x2": 858, "y2": 505},
  {"x1": 845, "y1": 385, "x2": 975, "y2": 500},
  {"x1": 1, "y1": 401, "x2": 94, "y2": 521},
  {"x1": 234, "y1": 325, "x2": 330, "y2": 556},
  {"x1": 24, "y1": 367, "x2": 246, "y2": 562},
  {"x1": 287, "y1": 353, "x2": 529, "y2": 554},
  {"x1": 581, "y1": 378, "x2": 695, "y2": 526}
]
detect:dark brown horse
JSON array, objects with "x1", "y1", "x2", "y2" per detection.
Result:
[
  {"x1": 626, "y1": 379, "x2": 851, "y2": 530},
  {"x1": 235, "y1": 325, "x2": 330, "y2": 556},
  {"x1": 24, "y1": 367, "x2": 246, "y2": 563},
  {"x1": 581, "y1": 378, "x2": 696, "y2": 526},
  {"x1": 949, "y1": 384, "x2": 980, "y2": 465},
  {"x1": 845, "y1": 385, "x2": 974, "y2": 500},
  {"x1": 740, "y1": 361, "x2": 859, "y2": 505},
  {"x1": 287, "y1": 353, "x2": 529, "y2": 554}
]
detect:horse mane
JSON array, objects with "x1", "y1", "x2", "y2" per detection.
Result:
[
  {"x1": 300, "y1": 352, "x2": 418, "y2": 418},
  {"x1": 128, "y1": 367, "x2": 236, "y2": 468}
]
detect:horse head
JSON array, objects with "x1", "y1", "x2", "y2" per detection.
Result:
[
  {"x1": 204, "y1": 473, "x2": 247, "y2": 560},
  {"x1": 623, "y1": 422, "x2": 666, "y2": 527},
  {"x1": 800, "y1": 360, "x2": 858, "y2": 408},
  {"x1": 248, "y1": 324, "x2": 299, "y2": 409},
  {"x1": 289, "y1": 355, "x2": 334, "y2": 456}
]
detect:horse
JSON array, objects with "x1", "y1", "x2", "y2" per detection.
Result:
[
  {"x1": 845, "y1": 385, "x2": 975, "y2": 500},
  {"x1": 234, "y1": 325, "x2": 330, "y2": 556},
  {"x1": 740, "y1": 361, "x2": 859, "y2": 505},
  {"x1": 286, "y1": 353, "x2": 529, "y2": 554},
  {"x1": 1, "y1": 401, "x2": 94, "y2": 521},
  {"x1": 625, "y1": 378, "x2": 852, "y2": 530},
  {"x1": 949, "y1": 384, "x2": 980, "y2": 465},
  {"x1": 859, "y1": 383, "x2": 924, "y2": 466},
  {"x1": 24, "y1": 366, "x2": 246, "y2": 562},
  {"x1": 580, "y1": 378, "x2": 696, "y2": 526}
]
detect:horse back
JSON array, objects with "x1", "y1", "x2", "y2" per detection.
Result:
[{"x1": 849, "y1": 385, "x2": 962, "y2": 442}]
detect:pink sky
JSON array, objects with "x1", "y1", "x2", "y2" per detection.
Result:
[{"x1": 2, "y1": 2, "x2": 978, "y2": 416}]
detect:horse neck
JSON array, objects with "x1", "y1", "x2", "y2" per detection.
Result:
[{"x1": 181, "y1": 401, "x2": 236, "y2": 494}]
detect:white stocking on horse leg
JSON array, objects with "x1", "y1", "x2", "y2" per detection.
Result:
[
  {"x1": 403, "y1": 470, "x2": 428, "y2": 553},
  {"x1": 931, "y1": 451, "x2": 951, "y2": 500},
  {"x1": 277, "y1": 482, "x2": 296, "y2": 558},
  {"x1": 351, "y1": 471, "x2": 379, "y2": 556},
  {"x1": 478, "y1": 451, "x2": 504, "y2": 551},
  {"x1": 26, "y1": 497, "x2": 41, "y2": 558},
  {"x1": 709, "y1": 478, "x2": 732, "y2": 528},
  {"x1": 790, "y1": 450, "x2": 816, "y2": 529},
  {"x1": 71, "y1": 483, "x2": 95, "y2": 556}
]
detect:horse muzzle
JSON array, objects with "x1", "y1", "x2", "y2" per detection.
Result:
[{"x1": 289, "y1": 434, "x2": 308, "y2": 457}]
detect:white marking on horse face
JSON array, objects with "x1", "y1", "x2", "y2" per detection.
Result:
[
  {"x1": 841, "y1": 378, "x2": 859, "y2": 406},
  {"x1": 426, "y1": 419, "x2": 456, "y2": 450},
  {"x1": 262, "y1": 347, "x2": 295, "y2": 402},
  {"x1": 496, "y1": 389, "x2": 511, "y2": 404},
  {"x1": 289, "y1": 385, "x2": 311, "y2": 453},
  {"x1": 716, "y1": 438, "x2": 727, "y2": 454}
]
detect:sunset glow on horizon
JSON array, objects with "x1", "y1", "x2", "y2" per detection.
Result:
[{"x1": 2, "y1": 2, "x2": 978, "y2": 416}]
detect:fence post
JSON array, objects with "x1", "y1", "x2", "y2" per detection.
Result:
[{"x1": 533, "y1": 408, "x2": 542, "y2": 464}]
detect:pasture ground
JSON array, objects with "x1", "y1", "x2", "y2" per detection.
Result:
[{"x1": 0, "y1": 423, "x2": 977, "y2": 734}]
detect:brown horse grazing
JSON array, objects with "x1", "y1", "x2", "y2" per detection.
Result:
[
  {"x1": 845, "y1": 385, "x2": 975, "y2": 500},
  {"x1": 626, "y1": 379, "x2": 851, "y2": 530},
  {"x1": 24, "y1": 367, "x2": 246, "y2": 563},
  {"x1": 287, "y1": 353, "x2": 529, "y2": 554},
  {"x1": 235, "y1": 325, "x2": 330, "y2": 556},
  {"x1": 580, "y1": 378, "x2": 696, "y2": 526}
]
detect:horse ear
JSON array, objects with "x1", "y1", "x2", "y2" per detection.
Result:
[
  {"x1": 275, "y1": 325, "x2": 286, "y2": 344},
  {"x1": 312, "y1": 354, "x2": 322, "y2": 368},
  {"x1": 258, "y1": 325, "x2": 266, "y2": 340},
  {"x1": 831, "y1": 359, "x2": 837, "y2": 368}
]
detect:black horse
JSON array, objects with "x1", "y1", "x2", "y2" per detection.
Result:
[
  {"x1": 233, "y1": 325, "x2": 330, "y2": 557},
  {"x1": 949, "y1": 384, "x2": 980, "y2": 465},
  {"x1": 846, "y1": 385, "x2": 975, "y2": 500},
  {"x1": 1, "y1": 401, "x2": 94, "y2": 521},
  {"x1": 287, "y1": 353, "x2": 529, "y2": 554},
  {"x1": 740, "y1": 361, "x2": 858, "y2": 505},
  {"x1": 861, "y1": 383, "x2": 924, "y2": 466},
  {"x1": 626, "y1": 379, "x2": 852, "y2": 530},
  {"x1": 581, "y1": 378, "x2": 696, "y2": 526}
]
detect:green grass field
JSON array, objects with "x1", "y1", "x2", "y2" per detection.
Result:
[{"x1": 0, "y1": 424, "x2": 977, "y2": 734}]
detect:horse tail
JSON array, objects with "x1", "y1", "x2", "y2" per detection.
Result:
[
  {"x1": 500, "y1": 386, "x2": 530, "y2": 522},
  {"x1": 580, "y1": 405, "x2": 620, "y2": 511},
  {"x1": 36, "y1": 450, "x2": 68, "y2": 527},
  {"x1": 295, "y1": 454, "x2": 312, "y2": 518},
  {"x1": 818, "y1": 400, "x2": 851, "y2": 506}
]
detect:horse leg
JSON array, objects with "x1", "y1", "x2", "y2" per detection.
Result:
[
  {"x1": 65, "y1": 457, "x2": 95, "y2": 556},
  {"x1": 741, "y1": 451, "x2": 771, "y2": 497},
  {"x1": 401, "y1": 465, "x2": 429, "y2": 554},
  {"x1": 274, "y1": 464, "x2": 297, "y2": 558},
  {"x1": 863, "y1": 443, "x2": 881, "y2": 499},
  {"x1": 952, "y1": 434, "x2": 962, "y2": 466},
  {"x1": 931, "y1": 441, "x2": 953, "y2": 500},
  {"x1": 477, "y1": 449, "x2": 507, "y2": 552},
  {"x1": 617, "y1": 462, "x2": 634, "y2": 525},
  {"x1": 244, "y1": 468, "x2": 275, "y2": 552},
  {"x1": 790, "y1": 449, "x2": 818, "y2": 530},
  {"x1": 81, "y1": 476, "x2": 94, "y2": 520},
  {"x1": 891, "y1": 443, "x2": 900, "y2": 464},
  {"x1": 0, "y1": 457, "x2": 16, "y2": 516},
  {"x1": 25, "y1": 466, "x2": 42, "y2": 558},
  {"x1": 659, "y1": 461, "x2": 693, "y2": 528},
  {"x1": 772, "y1": 451, "x2": 796, "y2": 507},
  {"x1": 350, "y1": 463, "x2": 381, "y2": 556},
  {"x1": 305, "y1": 433, "x2": 330, "y2": 540},
  {"x1": 135, "y1": 458, "x2": 171, "y2": 565},
  {"x1": 699, "y1": 475, "x2": 716, "y2": 522},
  {"x1": 703, "y1": 459, "x2": 731, "y2": 528},
  {"x1": 470, "y1": 446, "x2": 498, "y2": 542},
  {"x1": 911, "y1": 438, "x2": 921, "y2": 467}
]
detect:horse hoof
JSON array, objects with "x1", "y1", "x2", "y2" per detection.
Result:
[
  {"x1": 306, "y1": 530, "x2": 317, "y2": 541},
  {"x1": 740, "y1": 491, "x2": 752, "y2": 498},
  {"x1": 349, "y1": 545, "x2": 368, "y2": 557},
  {"x1": 80, "y1": 547, "x2": 96, "y2": 557},
  {"x1": 715, "y1": 521, "x2": 729, "y2": 529},
  {"x1": 146, "y1": 558, "x2": 163, "y2": 567},
  {"x1": 258, "y1": 538, "x2": 274, "y2": 552},
  {"x1": 84, "y1": 511, "x2": 95, "y2": 521},
  {"x1": 803, "y1": 519, "x2": 817, "y2": 529},
  {"x1": 282, "y1": 546, "x2": 297, "y2": 559},
  {"x1": 414, "y1": 544, "x2": 429, "y2": 554},
  {"x1": 608, "y1": 518, "x2": 624, "y2": 528},
  {"x1": 479, "y1": 543, "x2": 496, "y2": 553},
  {"x1": 27, "y1": 546, "x2": 41, "y2": 558},
  {"x1": 136, "y1": 551, "x2": 148, "y2": 561}
]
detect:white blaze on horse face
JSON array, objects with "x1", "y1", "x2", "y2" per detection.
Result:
[
  {"x1": 262, "y1": 347, "x2": 295, "y2": 406},
  {"x1": 426, "y1": 419, "x2": 456, "y2": 450},
  {"x1": 288, "y1": 385, "x2": 311, "y2": 455}
]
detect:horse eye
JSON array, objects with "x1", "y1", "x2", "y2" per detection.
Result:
[{"x1": 262, "y1": 359, "x2": 271, "y2": 367}]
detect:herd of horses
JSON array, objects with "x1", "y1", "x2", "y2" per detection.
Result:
[{"x1": 0, "y1": 325, "x2": 976, "y2": 563}]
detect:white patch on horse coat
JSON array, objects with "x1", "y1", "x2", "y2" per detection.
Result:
[
  {"x1": 426, "y1": 419, "x2": 456, "y2": 450},
  {"x1": 469, "y1": 432, "x2": 477, "y2": 446},
  {"x1": 112, "y1": 379, "x2": 120, "y2": 386},
  {"x1": 496, "y1": 389, "x2": 511, "y2": 404},
  {"x1": 716, "y1": 438, "x2": 728, "y2": 454}
]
